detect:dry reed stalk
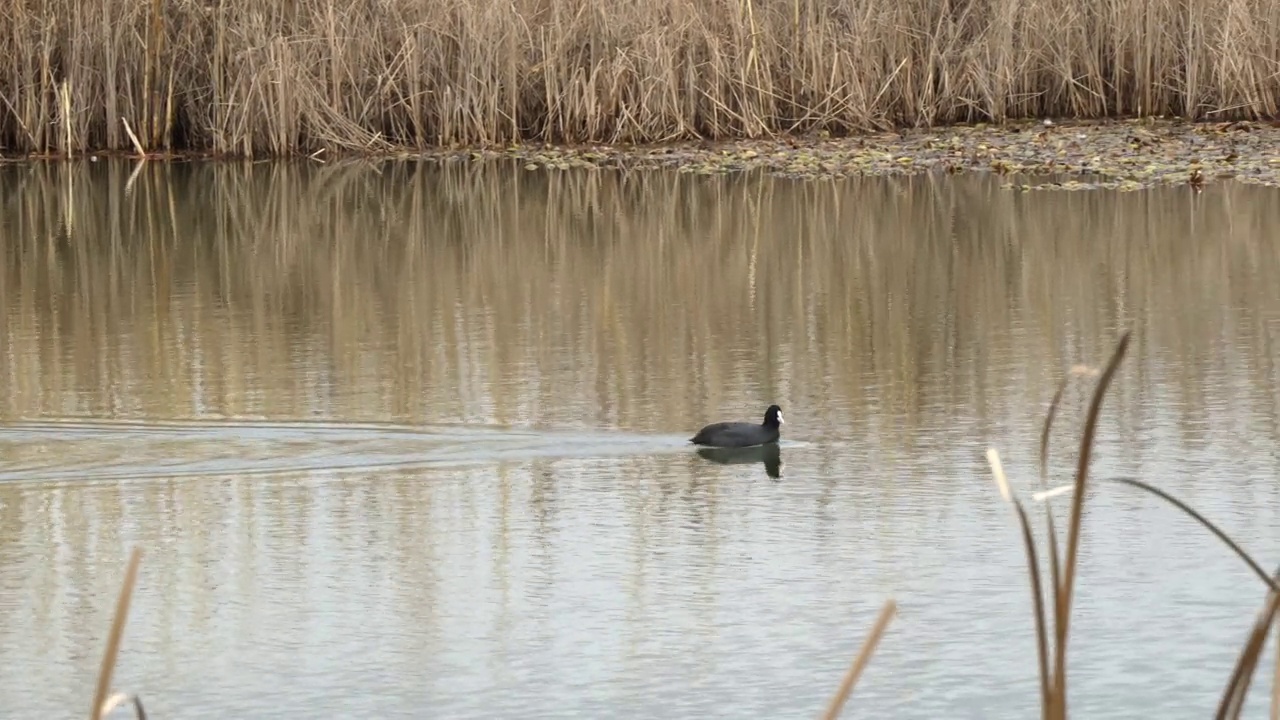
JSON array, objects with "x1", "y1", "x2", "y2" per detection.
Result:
[
  {"x1": 1272, "y1": 627, "x2": 1279, "y2": 720},
  {"x1": 99, "y1": 692, "x2": 148, "y2": 720},
  {"x1": 60, "y1": 80, "x2": 72, "y2": 156},
  {"x1": 1034, "y1": 363, "x2": 1101, "y2": 661},
  {"x1": 144, "y1": 0, "x2": 165, "y2": 148},
  {"x1": 90, "y1": 547, "x2": 143, "y2": 720},
  {"x1": 1052, "y1": 331, "x2": 1132, "y2": 720},
  {"x1": 1089, "y1": 478, "x2": 1276, "y2": 591},
  {"x1": 1032, "y1": 474, "x2": 1280, "y2": 717},
  {"x1": 987, "y1": 447, "x2": 1054, "y2": 713},
  {"x1": 987, "y1": 331, "x2": 1130, "y2": 720},
  {"x1": 122, "y1": 119, "x2": 146, "y2": 158},
  {"x1": 996, "y1": 329, "x2": 1280, "y2": 719},
  {"x1": 1216, "y1": 585, "x2": 1280, "y2": 720},
  {"x1": 820, "y1": 598, "x2": 897, "y2": 720}
]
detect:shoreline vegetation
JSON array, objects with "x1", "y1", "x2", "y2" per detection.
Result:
[
  {"x1": 3, "y1": 0, "x2": 1280, "y2": 183},
  {"x1": 6, "y1": 118, "x2": 1280, "y2": 190}
]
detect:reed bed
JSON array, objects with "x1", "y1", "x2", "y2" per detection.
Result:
[{"x1": 3, "y1": 0, "x2": 1280, "y2": 157}]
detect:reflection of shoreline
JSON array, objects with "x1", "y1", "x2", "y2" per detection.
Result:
[
  {"x1": 0, "y1": 163, "x2": 1276, "y2": 453},
  {"x1": 696, "y1": 442, "x2": 783, "y2": 479}
]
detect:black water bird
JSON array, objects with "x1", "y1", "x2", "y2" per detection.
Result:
[{"x1": 689, "y1": 405, "x2": 783, "y2": 448}]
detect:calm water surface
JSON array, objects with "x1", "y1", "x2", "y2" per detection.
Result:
[{"x1": 0, "y1": 162, "x2": 1278, "y2": 718}]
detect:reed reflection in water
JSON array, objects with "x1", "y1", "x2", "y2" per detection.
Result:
[{"x1": 0, "y1": 161, "x2": 1278, "y2": 719}]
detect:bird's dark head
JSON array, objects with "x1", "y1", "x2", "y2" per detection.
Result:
[{"x1": 764, "y1": 404, "x2": 784, "y2": 427}]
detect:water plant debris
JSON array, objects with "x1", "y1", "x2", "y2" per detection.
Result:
[{"x1": 454, "y1": 119, "x2": 1280, "y2": 191}]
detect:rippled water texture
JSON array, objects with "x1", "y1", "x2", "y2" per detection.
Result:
[{"x1": 1, "y1": 162, "x2": 1278, "y2": 718}]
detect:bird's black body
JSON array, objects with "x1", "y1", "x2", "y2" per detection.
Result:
[{"x1": 689, "y1": 405, "x2": 784, "y2": 448}]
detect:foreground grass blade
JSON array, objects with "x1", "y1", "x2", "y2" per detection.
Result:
[
  {"x1": 1102, "y1": 477, "x2": 1277, "y2": 591},
  {"x1": 987, "y1": 449, "x2": 1054, "y2": 716},
  {"x1": 1038, "y1": 373, "x2": 1073, "y2": 643},
  {"x1": 820, "y1": 599, "x2": 897, "y2": 720},
  {"x1": 1033, "y1": 477, "x2": 1277, "y2": 592},
  {"x1": 1215, "y1": 585, "x2": 1280, "y2": 720},
  {"x1": 991, "y1": 329, "x2": 1280, "y2": 720},
  {"x1": 1272, "y1": 628, "x2": 1279, "y2": 720},
  {"x1": 91, "y1": 547, "x2": 143, "y2": 720},
  {"x1": 99, "y1": 692, "x2": 148, "y2": 720},
  {"x1": 1053, "y1": 331, "x2": 1132, "y2": 717}
]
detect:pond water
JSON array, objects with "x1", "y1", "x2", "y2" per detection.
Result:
[{"x1": 0, "y1": 161, "x2": 1278, "y2": 719}]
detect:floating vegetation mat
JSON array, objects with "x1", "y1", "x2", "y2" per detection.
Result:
[{"x1": 456, "y1": 119, "x2": 1280, "y2": 191}]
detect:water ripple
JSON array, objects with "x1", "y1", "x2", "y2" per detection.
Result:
[{"x1": 0, "y1": 418, "x2": 699, "y2": 483}]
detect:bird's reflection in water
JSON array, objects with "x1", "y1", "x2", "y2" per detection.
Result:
[{"x1": 695, "y1": 442, "x2": 782, "y2": 479}]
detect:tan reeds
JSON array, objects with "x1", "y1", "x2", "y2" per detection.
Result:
[
  {"x1": 90, "y1": 547, "x2": 146, "y2": 720},
  {"x1": 3, "y1": 0, "x2": 1280, "y2": 156},
  {"x1": 1273, "y1": 631, "x2": 1280, "y2": 720},
  {"x1": 989, "y1": 331, "x2": 1280, "y2": 719},
  {"x1": 820, "y1": 599, "x2": 897, "y2": 720}
]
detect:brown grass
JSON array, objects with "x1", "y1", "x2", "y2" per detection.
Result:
[
  {"x1": 821, "y1": 599, "x2": 897, "y2": 719},
  {"x1": 2, "y1": 0, "x2": 1280, "y2": 157},
  {"x1": 988, "y1": 332, "x2": 1280, "y2": 720},
  {"x1": 91, "y1": 547, "x2": 146, "y2": 720}
]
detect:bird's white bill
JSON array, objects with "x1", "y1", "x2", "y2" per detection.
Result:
[{"x1": 778, "y1": 412, "x2": 785, "y2": 424}]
